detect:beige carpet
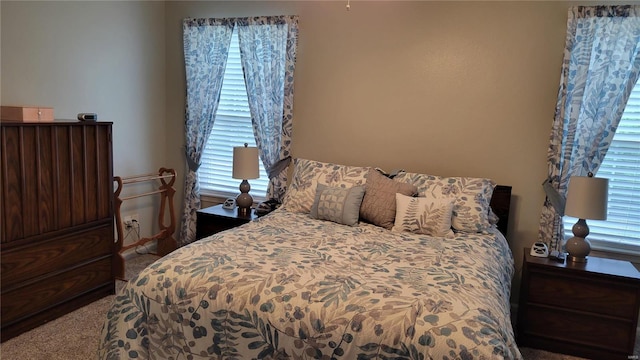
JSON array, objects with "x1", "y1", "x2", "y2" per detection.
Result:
[{"x1": 0, "y1": 253, "x2": 637, "y2": 360}]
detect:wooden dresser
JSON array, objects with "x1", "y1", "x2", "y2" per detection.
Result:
[
  {"x1": 1, "y1": 121, "x2": 115, "y2": 341},
  {"x1": 517, "y1": 249, "x2": 640, "y2": 359}
]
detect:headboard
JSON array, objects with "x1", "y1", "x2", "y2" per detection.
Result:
[{"x1": 490, "y1": 185, "x2": 512, "y2": 237}]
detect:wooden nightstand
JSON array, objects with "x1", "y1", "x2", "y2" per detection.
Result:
[
  {"x1": 517, "y1": 249, "x2": 640, "y2": 360},
  {"x1": 195, "y1": 204, "x2": 257, "y2": 240}
]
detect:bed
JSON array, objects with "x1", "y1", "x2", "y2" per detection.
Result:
[{"x1": 99, "y1": 159, "x2": 522, "y2": 360}]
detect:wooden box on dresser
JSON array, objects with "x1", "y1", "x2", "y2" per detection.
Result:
[
  {"x1": 517, "y1": 249, "x2": 640, "y2": 360},
  {"x1": 0, "y1": 121, "x2": 115, "y2": 342}
]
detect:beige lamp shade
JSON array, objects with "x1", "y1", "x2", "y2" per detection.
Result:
[
  {"x1": 232, "y1": 144, "x2": 259, "y2": 180},
  {"x1": 564, "y1": 176, "x2": 608, "y2": 220}
]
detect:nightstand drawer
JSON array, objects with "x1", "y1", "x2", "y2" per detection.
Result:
[
  {"x1": 522, "y1": 304, "x2": 632, "y2": 351},
  {"x1": 196, "y1": 217, "x2": 248, "y2": 239},
  {"x1": 196, "y1": 204, "x2": 257, "y2": 240},
  {"x1": 528, "y1": 269, "x2": 638, "y2": 318}
]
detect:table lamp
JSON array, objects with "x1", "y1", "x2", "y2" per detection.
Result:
[
  {"x1": 232, "y1": 143, "x2": 259, "y2": 216},
  {"x1": 563, "y1": 173, "x2": 608, "y2": 263}
]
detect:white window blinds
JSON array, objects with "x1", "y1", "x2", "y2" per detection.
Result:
[
  {"x1": 199, "y1": 28, "x2": 269, "y2": 199},
  {"x1": 564, "y1": 81, "x2": 640, "y2": 255}
]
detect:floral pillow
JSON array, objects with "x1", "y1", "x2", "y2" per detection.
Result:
[
  {"x1": 393, "y1": 172, "x2": 496, "y2": 233},
  {"x1": 281, "y1": 158, "x2": 371, "y2": 214},
  {"x1": 310, "y1": 184, "x2": 365, "y2": 226},
  {"x1": 391, "y1": 193, "x2": 455, "y2": 237}
]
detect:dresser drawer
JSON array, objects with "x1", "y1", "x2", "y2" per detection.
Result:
[
  {"x1": 528, "y1": 269, "x2": 638, "y2": 318},
  {"x1": 1, "y1": 224, "x2": 113, "y2": 287},
  {"x1": 1, "y1": 257, "x2": 112, "y2": 326}
]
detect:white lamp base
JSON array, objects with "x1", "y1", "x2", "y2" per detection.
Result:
[{"x1": 565, "y1": 218, "x2": 591, "y2": 263}]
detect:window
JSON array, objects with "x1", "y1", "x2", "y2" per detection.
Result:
[
  {"x1": 563, "y1": 80, "x2": 640, "y2": 255},
  {"x1": 198, "y1": 27, "x2": 269, "y2": 200}
]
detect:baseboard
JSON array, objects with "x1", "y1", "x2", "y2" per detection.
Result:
[{"x1": 120, "y1": 240, "x2": 158, "y2": 260}]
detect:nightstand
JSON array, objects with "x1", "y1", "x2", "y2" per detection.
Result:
[
  {"x1": 195, "y1": 204, "x2": 257, "y2": 240},
  {"x1": 517, "y1": 248, "x2": 640, "y2": 360}
]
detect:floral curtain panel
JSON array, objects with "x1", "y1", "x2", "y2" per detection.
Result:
[
  {"x1": 180, "y1": 19, "x2": 234, "y2": 246},
  {"x1": 237, "y1": 16, "x2": 299, "y2": 202},
  {"x1": 539, "y1": 5, "x2": 640, "y2": 250},
  {"x1": 180, "y1": 16, "x2": 298, "y2": 246}
]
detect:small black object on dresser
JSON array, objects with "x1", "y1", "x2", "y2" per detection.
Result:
[
  {"x1": 517, "y1": 248, "x2": 640, "y2": 360},
  {"x1": 196, "y1": 204, "x2": 257, "y2": 240},
  {"x1": 77, "y1": 112, "x2": 97, "y2": 121}
]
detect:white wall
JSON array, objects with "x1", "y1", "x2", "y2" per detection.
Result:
[{"x1": 1, "y1": 1, "x2": 167, "y2": 241}]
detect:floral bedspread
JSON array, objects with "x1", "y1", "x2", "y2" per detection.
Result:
[{"x1": 99, "y1": 210, "x2": 522, "y2": 360}]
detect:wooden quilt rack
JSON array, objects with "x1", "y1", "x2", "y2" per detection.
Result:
[{"x1": 113, "y1": 167, "x2": 177, "y2": 280}]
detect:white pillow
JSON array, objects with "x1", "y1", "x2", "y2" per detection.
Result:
[{"x1": 392, "y1": 193, "x2": 455, "y2": 237}]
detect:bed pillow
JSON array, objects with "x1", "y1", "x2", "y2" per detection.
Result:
[
  {"x1": 282, "y1": 158, "x2": 370, "y2": 214},
  {"x1": 310, "y1": 184, "x2": 365, "y2": 226},
  {"x1": 392, "y1": 193, "x2": 455, "y2": 237},
  {"x1": 359, "y1": 169, "x2": 418, "y2": 229},
  {"x1": 393, "y1": 172, "x2": 496, "y2": 233}
]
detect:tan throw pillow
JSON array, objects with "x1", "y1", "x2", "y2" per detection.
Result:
[
  {"x1": 392, "y1": 193, "x2": 455, "y2": 237},
  {"x1": 360, "y1": 170, "x2": 418, "y2": 229}
]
